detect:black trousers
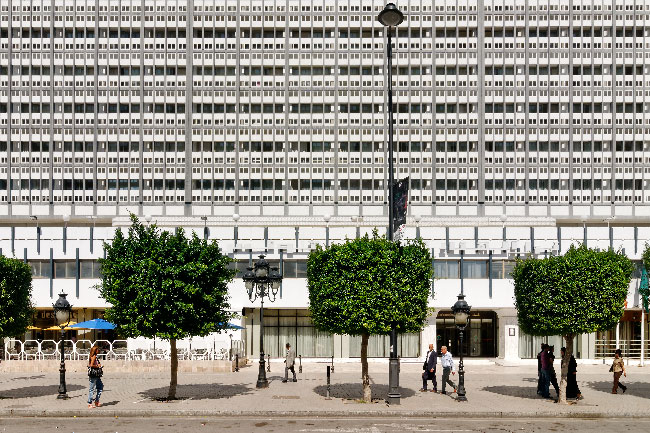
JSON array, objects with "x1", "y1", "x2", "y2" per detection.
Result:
[
  {"x1": 284, "y1": 364, "x2": 296, "y2": 381},
  {"x1": 422, "y1": 370, "x2": 437, "y2": 390}
]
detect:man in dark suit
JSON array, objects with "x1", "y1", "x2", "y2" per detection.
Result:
[{"x1": 420, "y1": 343, "x2": 437, "y2": 392}]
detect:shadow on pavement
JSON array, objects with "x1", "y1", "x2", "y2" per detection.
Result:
[
  {"x1": 585, "y1": 381, "x2": 650, "y2": 399},
  {"x1": 313, "y1": 383, "x2": 416, "y2": 400},
  {"x1": 482, "y1": 385, "x2": 549, "y2": 400},
  {"x1": 98, "y1": 400, "x2": 119, "y2": 407},
  {"x1": 0, "y1": 384, "x2": 85, "y2": 399},
  {"x1": 139, "y1": 383, "x2": 254, "y2": 401}
]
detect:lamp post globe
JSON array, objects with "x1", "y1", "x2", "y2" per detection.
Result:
[
  {"x1": 378, "y1": 3, "x2": 404, "y2": 27},
  {"x1": 53, "y1": 293, "x2": 72, "y2": 399},
  {"x1": 451, "y1": 294, "x2": 471, "y2": 402},
  {"x1": 244, "y1": 255, "x2": 283, "y2": 388}
]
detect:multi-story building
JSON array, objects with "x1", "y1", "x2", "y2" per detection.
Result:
[{"x1": 1, "y1": 0, "x2": 649, "y2": 362}]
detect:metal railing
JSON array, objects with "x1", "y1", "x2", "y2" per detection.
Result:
[
  {"x1": 595, "y1": 339, "x2": 650, "y2": 359},
  {"x1": 4, "y1": 339, "x2": 245, "y2": 362}
]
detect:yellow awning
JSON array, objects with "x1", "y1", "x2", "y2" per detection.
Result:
[
  {"x1": 43, "y1": 322, "x2": 77, "y2": 331},
  {"x1": 27, "y1": 326, "x2": 41, "y2": 330}
]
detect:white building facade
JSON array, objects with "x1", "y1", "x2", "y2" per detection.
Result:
[{"x1": 1, "y1": 0, "x2": 649, "y2": 361}]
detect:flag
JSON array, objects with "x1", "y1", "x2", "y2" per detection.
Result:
[
  {"x1": 641, "y1": 266, "x2": 649, "y2": 314},
  {"x1": 392, "y1": 177, "x2": 409, "y2": 238}
]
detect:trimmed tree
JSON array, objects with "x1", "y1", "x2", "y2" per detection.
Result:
[
  {"x1": 0, "y1": 255, "x2": 34, "y2": 339},
  {"x1": 307, "y1": 232, "x2": 432, "y2": 402},
  {"x1": 512, "y1": 245, "x2": 633, "y2": 404},
  {"x1": 99, "y1": 214, "x2": 236, "y2": 399}
]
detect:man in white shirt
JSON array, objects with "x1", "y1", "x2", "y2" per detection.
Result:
[{"x1": 439, "y1": 346, "x2": 456, "y2": 395}]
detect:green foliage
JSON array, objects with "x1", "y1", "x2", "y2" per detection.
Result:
[
  {"x1": 307, "y1": 233, "x2": 433, "y2": 336},
  {"x1": 512, "y1": 245, "x2": 633, "y2": 337},
  {"x1": 99, "y1": 214, "x2": 237, "y2": 340},
  {"x1": 0, "y1": 255, "x2": 34, "y2": 338},
  {"x1": 641, "y1": 244, "x2": 650, "y2": 313}
]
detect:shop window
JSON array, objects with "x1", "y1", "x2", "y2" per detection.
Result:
[
  {"x1": 54, "y1": 260, "x2": 77, "y2": 278},
  {"x1": 434, "y1": 260, "x2": 459, "y2": 278},
  {"x1": 28, "y1": 260, "x2": 51, "y2": 278}
]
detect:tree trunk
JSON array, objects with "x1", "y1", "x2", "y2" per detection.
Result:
[
  {"x1": 361, "y1": 333, "x2": 371, "y2": 402},
  {"x1": 558, "y1": 333, "x2": 574, "y2": 404},
  {"x1": 168, "y1": 338, "x2": 178, "y2": 400}
]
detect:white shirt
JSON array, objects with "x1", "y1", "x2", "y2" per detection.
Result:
[{"x1": 440, "y1": 351, "x2": 455, "y2": 371}]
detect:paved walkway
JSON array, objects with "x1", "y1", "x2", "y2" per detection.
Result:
[{"x1": 0, "y1": 360, "x2": 648, "y2": 418}]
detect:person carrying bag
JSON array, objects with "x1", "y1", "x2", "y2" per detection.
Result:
[{"x1": 87, "y1": 345, "x2": 104, "y2": 408}]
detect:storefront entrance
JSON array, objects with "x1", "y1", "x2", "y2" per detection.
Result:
[{"x1": 436, "y1": 310, "x2": 497, "y2": 357}]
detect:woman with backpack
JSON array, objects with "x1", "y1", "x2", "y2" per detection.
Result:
[{"x1": 87, "y1": 345, "x2": 104, "y2": 408}]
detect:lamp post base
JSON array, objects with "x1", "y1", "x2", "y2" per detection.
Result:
[
  {"x1": 256, "y1": 357, "x2": 269, "y2": 388},
  {"x1": 56, "y1": 393, "x2": 69, "y2": 400},
  {"x1": 387, "y1": 356, "x2": 401, "y2": 405}
]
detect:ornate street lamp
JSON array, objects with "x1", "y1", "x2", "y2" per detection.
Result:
[
  {"x1": 378, "y1": 1, "x2": 404, "y2": 406},
  {"x1": 451, "y1": 293, "x2": 471, "y2": 402},
  {"x1": 53, "y1": 293, "x2": 72, "y2": 399},
  {"x1": 243, "y1": 255, "x2": 282, "y2": 388}
]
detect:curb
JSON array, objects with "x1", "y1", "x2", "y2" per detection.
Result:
[{"x1": 0, "y1": 409, "x2": 648, "y2": 419}]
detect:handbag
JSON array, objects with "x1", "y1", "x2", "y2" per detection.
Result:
[{"x1": 88, "y1": 365, "x2": 103, "y2": 378}]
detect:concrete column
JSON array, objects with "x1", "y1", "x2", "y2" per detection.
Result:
[
  {"x1": 420, "y1": 311, "x2": 437, "y2": 360},
  {"x1": 616, "y1": 321, "x2": 620, "y2": 350},
  {"x1": 641, "y1": 309, "x2": 645, "y2": 367},
  {"x1": 340, "y1": 334, "x2": 351, "y2": 358},
  {"x1": 496, "y1": 308, "x2": 519, "y2": 361}
]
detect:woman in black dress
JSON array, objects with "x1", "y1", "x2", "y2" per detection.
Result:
[{"x1": 562, "y1": 347, "x2": 582, "y2": 400}]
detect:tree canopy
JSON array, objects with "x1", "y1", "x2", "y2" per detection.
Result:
[
  {"x1": 512, "y1": 245, "x2": 633, "y2": 403},
  {"x1": 307, "y1": 232, "x2": 432, "y2": 402},
  {"x1": 307, "y1": 233, "x2": 432, "y2": 336},
  {"x1": 99, "y1": 214, "x2": 236, "y2": 398},
  {"x1": 512, "y1": 245, "x2": 633, "y2": 337},
  {"x1": 0, "y1": 255, "x2": 34, "y2": 339}
]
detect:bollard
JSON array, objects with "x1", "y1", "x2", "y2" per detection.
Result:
[
  {"x1": 267, "y1": 354, "x2": 271, "y2": 372},
  {"x1": 331, "y1": 355, "x2": 335, "y2": 373},
  {"x1": 299, "y1": 354, "x2": 303, "y2": 373},
  {"x1": 235, "y1": 354, "x2": 239, "y2": 372},
  {"x1": 326, "y1": 365, "x2": 331, "y2": 399}
]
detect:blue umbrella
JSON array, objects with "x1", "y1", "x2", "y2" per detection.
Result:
[
  {"x1": 70, "y1": 318, "x2": 116, "y2": 330},
  {"x1": 219, "y1": 322, "x2": 244, "y2": 330}
]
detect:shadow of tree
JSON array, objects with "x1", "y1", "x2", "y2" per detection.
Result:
[
  {"x1": 584, "y1": 381, "x2": 650, "y2": 399},
  {"x1": 139, "y1": 383, "x2": 254, "y2": 401},
  {"x1": 482, "y1": 385, "x2": 550, "y2": 400},
  {"x1": 313, "y1": 383, "x2": 416, "y2": 400},
  {"x1": 0, "y1": 384, "x2": 85, "y2": 399}
]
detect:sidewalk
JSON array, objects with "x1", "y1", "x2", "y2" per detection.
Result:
[{"x1": 0, "y1": 361, "x2": 648, "y2": 418}]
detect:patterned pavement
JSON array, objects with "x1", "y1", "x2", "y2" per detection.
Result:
[{"x1": 0, "y1": 361, "x2": 648, "y2": 417}]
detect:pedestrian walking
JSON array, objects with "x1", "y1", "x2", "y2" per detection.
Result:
[
  {"x1": 610, "y1": 348, "x2": 627, "y2": 394},
  {"x1": 87, "y1": 345, "x2": 104, "y2": 408},
  {"x1": 439, "y1": 346, "x2": 456, "y2": 395},
  {"x1": 539, "y1": 344, "x2": 552, "y2": 399},
  {"x1": 548, "y1": 345, "x2": 560, "y2": 398},
  {"x1": 420, "y1": 343, "x2": 437, "y2": 392},
  {"x1": 536, "y1": 343, "x2": 548, "y2": 395},
  {"x1": 562, "y1": 347, "x2": 582, "y2": 400},
  {"x1": 282, "y1": 342, "x2": 297, "y2": 383}
]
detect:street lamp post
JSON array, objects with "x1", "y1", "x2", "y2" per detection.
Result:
[
  {"x1": 378, "y1": 2, "x2": 404, "y2": 406},
  {"x1": 53, "y1": 293, "x2": 73, "y2": 399},
  {"x1": 451, "y1": 294, "x2": 471, "y2": 402},
  {"x1": 243, "y1": 255, "x2": 283, "y2": 388}
]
